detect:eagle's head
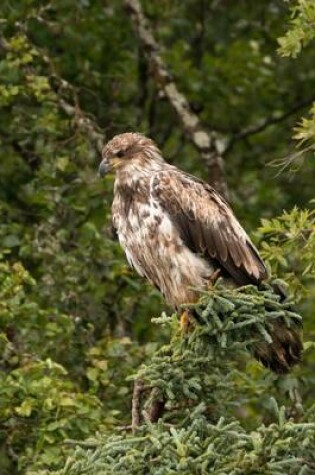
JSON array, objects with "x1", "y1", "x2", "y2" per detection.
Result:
[{"x1": 99, "y1": 132, "x2": 163, "y2": 177}]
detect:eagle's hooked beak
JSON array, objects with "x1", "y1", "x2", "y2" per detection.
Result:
[
  {"x1": 98, "y1": 159, "x2": 110, "y2": 178},
  {"x1": 99, "y1": 156, "x2": 123, "y2": 177}
]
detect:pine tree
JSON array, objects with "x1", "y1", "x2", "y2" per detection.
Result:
[{"x1": 55, "y1": 282, "x2": 315, "y2": 475}]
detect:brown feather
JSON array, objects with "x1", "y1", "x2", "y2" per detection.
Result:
[{"x1": 152, "y1": 170, "x2": 268, "y2": 285}]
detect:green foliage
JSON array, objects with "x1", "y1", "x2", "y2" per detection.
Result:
[
  {"x1": 58, "y1": 405, "x2": 315, "y2": 475},
  {"x1": 0, "y1": 258, "x2": 157, "y2": 473},
  {"x1": 256, "y1": 0, "x2": 315, "y2": 323},
  {"x1": 0, "y1": 0, "x2": 315, "y2": 473},
  {"x1": 293, "y1": 102, "x2": 315, "y2": 151},
  {"x1": 135, "y1": 281, "x2": 301, "y2": 411},
  {"x1": 277, "y1": 0, "x2": 315, "y2": 158},
  {"x1": 0, "y1": 258, "x2": 74, "y2": 358},
  {"x1": 56, "y1": 284, "x2": 313, "y2": 475},
  {"x1": 278, "y1": 0, "x2": 315, "y2": 58},
  {"x1": 0, "y1": 359, "x2": 102, "y2": 474},
  {"x1": 259, "y1": 207, "x2": 315, "y2": 299},
  {"x1": 0, "y1": 260, "x2": 101, "y2": 473}
]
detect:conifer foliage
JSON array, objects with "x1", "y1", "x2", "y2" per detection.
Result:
[
  {"x1": 61, "y1": 406, "x2": 315, "y2": 474},
  {"x1": 58, "y1": 284, "x2": 315, "y2": 475}
]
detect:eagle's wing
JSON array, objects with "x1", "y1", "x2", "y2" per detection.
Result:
[{"x1": 152, "y1": 170, "x2": 267, "y2": 285}]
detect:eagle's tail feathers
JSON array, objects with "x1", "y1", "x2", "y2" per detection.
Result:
[{"x1": 253, "y1": 321, "x2": 302, "y2": 374}]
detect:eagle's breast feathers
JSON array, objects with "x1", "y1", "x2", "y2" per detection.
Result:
[{"x1": 112, "y1": 170, "x2": 212, "y2": 307}]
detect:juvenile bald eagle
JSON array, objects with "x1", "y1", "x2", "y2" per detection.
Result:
[{"x1": 99, "y1": 132, "x2": 302, "y2": 373}]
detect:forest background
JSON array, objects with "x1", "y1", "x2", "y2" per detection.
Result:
[{"x1": 0, "y1": 0, "x2": 315, "y2": 473}]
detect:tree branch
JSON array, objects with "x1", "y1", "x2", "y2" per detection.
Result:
[
  {"x1": 56, "y1": 97, "x2": 105, "y2": 152},
  {"x1": 224, "y1": 95, "x2": 315, "y2": 155},
  {"x1": 34, "y1": 47, "x2": 106, "y2": 152},
  {"x1": 0, "y1": 32, "x2": 105, "y2": 153},
  {"x1": 4, "y1": 13, "x2": 312, "y2": 190},
  {"x1": 123, "y1": 0, "x2": 228, "y2": 199},
  {"x1": 132, "y1": 378, "x2": 144, "y2": 433}
]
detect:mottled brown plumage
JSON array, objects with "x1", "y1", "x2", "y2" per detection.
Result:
[{"x1": 99, "y1": 132, "x2": 302, "y2": 373}]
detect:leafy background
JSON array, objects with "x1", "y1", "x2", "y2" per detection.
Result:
[{"x1": 0, "y1": 0, "x2": 314, "y2": 473}]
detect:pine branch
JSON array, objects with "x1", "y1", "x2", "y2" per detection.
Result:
[
  {"x1": 54, "y1": 282, "x2": 311, "y2": 475},
  {"x1": 59, "y1": 404, "x2": 315, "y2": 475}
]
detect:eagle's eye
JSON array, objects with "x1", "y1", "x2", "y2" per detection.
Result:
[{"x1": 116, "y1": 150, "x2": 125, "y2": 158}]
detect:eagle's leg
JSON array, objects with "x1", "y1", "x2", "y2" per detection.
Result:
[
  {"x1": 207, "y1": 268, "x2": 221, "y2": 289},
  {"x1": 180, "y1": 309, "x2": 195, "y2": 332}
]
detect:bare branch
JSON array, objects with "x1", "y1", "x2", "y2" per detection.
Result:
[
  {"x1": 57, "y1": 97, "x2": 105, "y2": 152},
  {"x1": 35, "y1": 47, "x2": 106, "y2": 152},
  {"x1": 224, "y1": 95, "x2": 315, "y2": 155},
  {"x1": 123, "y1": 0, "x2": 228, "y2": 199},
  {"x1": 132, "y1": 378, "x2": 144, "y2": 432},
  {"x1": 0, "y1": 32, "x2": 105, "y2": 152},
  {"x1": 132, "y1": 380, "x2": 165, "y2": 430}
]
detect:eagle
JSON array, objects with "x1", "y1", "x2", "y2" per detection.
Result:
[{"x1": 99, "y1": 132, "x2": 302, "y2": 373}]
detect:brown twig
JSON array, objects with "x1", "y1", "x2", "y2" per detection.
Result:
[
  {"x1": 132, "y1": 378, "x2": 144, "y2": 432},
  {"x1": 132, "y1": 380, "x2": 165, "y2": 430},
  {"x1": 57, "y1": 97, "x2": 105, "y2": 152}
]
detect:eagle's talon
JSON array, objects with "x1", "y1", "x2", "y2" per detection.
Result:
[
  {"x1": 208, "y1": 269, "x2": 221, "y2": 289},
  {"x1": 180, "y1": 310, "x2": 194, "y2": 333}
]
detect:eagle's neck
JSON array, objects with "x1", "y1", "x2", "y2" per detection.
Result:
[
  {"x1": 115, "y1": 153, "x2": 166, "y2": 191},
  {"x1": 113, "y1": 153, "x2": 167, "y2": 224}
]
